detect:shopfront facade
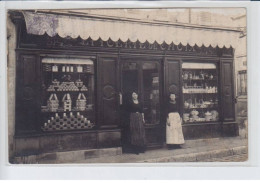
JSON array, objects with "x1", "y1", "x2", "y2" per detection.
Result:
[{"x1": 8, "y1": 10, "x2": 242, "y2": 162}]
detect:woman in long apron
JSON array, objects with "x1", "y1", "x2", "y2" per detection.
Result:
[
  {"x1": 166, "y1": 93, "x2": 185, "y2": 149},
  {"x1": 127, "y1": 92, "x2": 146, "y2": 154}
]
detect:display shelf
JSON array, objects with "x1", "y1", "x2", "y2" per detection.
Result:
[
  {"x1": 183, "y1": 92, "x2": 218, "y2": 94},
  {"x1": 41, "y1": 107, "x2": 94, "y2": 113},
  {"x1": 182, "y1": 68, "x2": 216, "y2": 70},
  {"x1": 183, "y1": 120, "x2": 219, "y2": 123},
  {"x1": 183, "y1": 106, "x2": 218, "y2": 110},
  {"x1": 46, "y1": 90, "x2": 88, "y2": 93},
  {"x1": 183, "y1": 79, "x2": 217, "y2": 81}
]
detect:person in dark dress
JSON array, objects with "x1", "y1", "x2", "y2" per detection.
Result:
[
  {"x1": 166, "y1": 93, "x2": 185, "y2": 150},
  {"x1": 126, "y1": 92, "x2": 146, "y2": 154}
]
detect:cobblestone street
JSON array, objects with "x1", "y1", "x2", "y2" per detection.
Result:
[{"x1": 203, "y1": 153, "x2": 248, "y2": 162}]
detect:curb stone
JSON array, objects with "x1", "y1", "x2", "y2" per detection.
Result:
[{"x1": 137, "y1": 146, "x2": 247, "y2": 163}]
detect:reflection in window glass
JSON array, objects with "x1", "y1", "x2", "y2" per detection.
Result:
[
  {"x1": 122, "y1": 62, "x2": 138, "y2": 105},
  {"x1": 142, "y1": 63, "x2": 160, "y2": 124}
]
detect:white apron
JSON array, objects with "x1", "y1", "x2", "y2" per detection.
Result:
[{"x1": 166, "y1": 112, "x2": 185, "y2": 144}]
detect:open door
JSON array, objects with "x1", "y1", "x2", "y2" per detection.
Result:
[{"x1": 120, "y1": 59, "x2": 163, "y2": 148}]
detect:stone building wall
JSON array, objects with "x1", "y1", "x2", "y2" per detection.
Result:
[{"x1": 7, "y1": 14, "x2": 16, "y2": 159}]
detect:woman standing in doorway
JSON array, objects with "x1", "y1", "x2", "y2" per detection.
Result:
[
  {"x1": 166, "y1": 93, "x2": 185, "y2": 149},
  {"x1": 127, "y1": 92, "x2": 146, "y2": 154}
]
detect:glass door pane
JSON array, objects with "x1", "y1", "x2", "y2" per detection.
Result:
[
  {"x1": 142, "y1": 63, "x2": 160, "y2": 124},
  {"x1": 121, "y1": 62, "x2": 138, "y2": 105}
]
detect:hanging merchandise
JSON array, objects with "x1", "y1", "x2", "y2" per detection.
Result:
[
  {"x1": 62, "y1": 93, "x2": 72, "y2": 111},
  {"x1": 47, "y1": 93, "x2": 59, "y2": 112},
  {"x1": 76, "y1": 93, "x2": 87, "y2": 111}
]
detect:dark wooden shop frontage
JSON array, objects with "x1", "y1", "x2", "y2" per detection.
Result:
[{"x1": 10, "y1": 11, "x2": 237, "y2": 158}]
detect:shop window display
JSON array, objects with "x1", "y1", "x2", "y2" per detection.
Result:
[
  {"x1": 237, "y1": 70, "x2": 247, "y2": 96},
  {"x1": 142, "y1": 63, "x2": 160, "y2": 124},
  {"x1": 182, "y1": 62, "x2": 220, "y2": 123},
  {"x1": 41, "y1": 58, "x2": 95, "y2": 131}
]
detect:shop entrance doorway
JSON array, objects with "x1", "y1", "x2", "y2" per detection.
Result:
[{"x1": 120, "y1": 59, "x2": 164, "y2": 149}]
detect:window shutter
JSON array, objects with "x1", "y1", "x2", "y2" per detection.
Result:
[
  {"x1": 16, "y1": 54, "x2": 39, "y2": 133},
  {"x1": 97, "y1": 55, "x2": 119, "y2": 128},
  {"x1": 164, "y1": 58, "x2": 181, "y2": 104},
  {"x1": 220, "y1": 60, "x2": 235, "y2": 121}
]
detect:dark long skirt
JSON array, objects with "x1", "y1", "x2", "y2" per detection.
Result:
[{"x1": 129, "y1": 113, "x2": 146, "y2": 147}]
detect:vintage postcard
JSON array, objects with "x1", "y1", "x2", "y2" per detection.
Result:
[{"x1": 6, "y1": 7, "x2": 247, "y2": 164}]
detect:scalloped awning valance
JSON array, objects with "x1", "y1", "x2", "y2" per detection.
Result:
[{"x1": 23, "y1": 11, "x2": 240, "y2": 48}]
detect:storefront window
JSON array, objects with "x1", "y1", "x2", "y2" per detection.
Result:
[
  {"x1": 142, "y1": 63, "x2": 160, "y2": 124},
  {"x1": 182, "y1": 62, "x2": 220, "y2": 123},
  {"x1": 237, "y1": 70, "x2": 247, "y2": 96},
  {"x1": 40, "y1": 58, "x2": 95, "y2": 132}
]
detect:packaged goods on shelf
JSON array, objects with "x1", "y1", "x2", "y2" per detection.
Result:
[
  {"x1": 76, "y1": 93, "x2": 87, "y2": 111},
  {"x1": 52, "y1": 79, "x2": 60, "y2": 87},
  {"x1": 47, "y1": 93, "x2": 59, "y2": 112},
  {"x1": 62, "y1": 93, "x2": 72, "y2": 111},
  {"x1": 75, "y1": 79, "x2": 83, "y2": 88},
  {"x1": 77, "y1": 65, "x2": 83, "y2": 73},
  {"x1": 47, "y1": 85, "x2": 56, "y2": 92},
  {"x1": 52, "y1": 65, "x2": 58, "y2": 72},
  {"x1": 57, "y1": 82, "x2": 79, "y2": 91},
  {"x1": 80, "y1": 85, "x2": 88, "y2": 91},
  {"x1": 41, "y1": 112, "x2": 94, "y2": 131}
]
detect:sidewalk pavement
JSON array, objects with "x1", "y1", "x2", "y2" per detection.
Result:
[{"x1": 70, "y1": 136, "x2": 247, "y2": 164}]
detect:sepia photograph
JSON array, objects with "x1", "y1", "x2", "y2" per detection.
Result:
[{"x1": 6, "y1": 7, "x2": 247, "y2": 164}]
